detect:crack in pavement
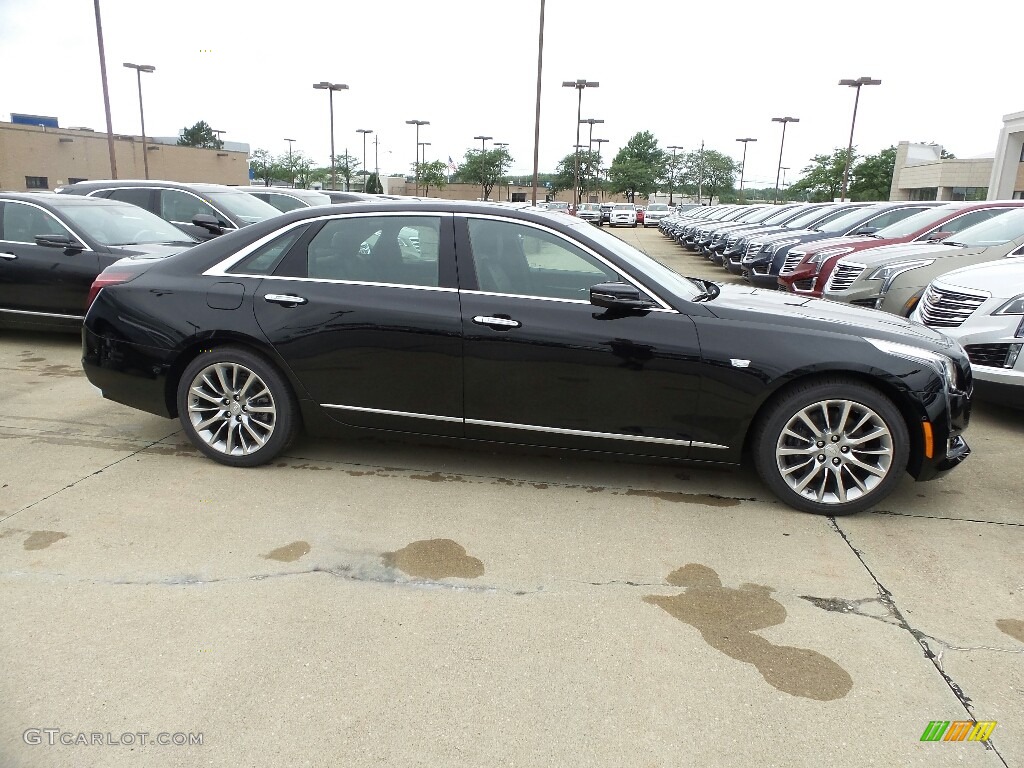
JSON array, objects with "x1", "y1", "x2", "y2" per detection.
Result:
[
  {"x1": 0, "y1": 428, "x2": 183, "y2": 526},
  {"x1": 871, "y1": 510, "x2": 1024, "y2": 527},
  {"x1": 827, "y1": 516, "x2": 1009, "y2": 767}
]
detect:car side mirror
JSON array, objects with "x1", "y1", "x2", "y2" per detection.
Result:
[
  {"x1": 35, "y1": 234, "x2": 83, "y2": 251},
  {"x1": 192, "y1": 213, "x2": 225, "y2": 234},
  {"x1": 925, "y1": 230, "x2": 954, "y2": 242},
  {"x1": 590, "y1": 282, "x2": 655, "y2": 311},
  {"x1": 854, "y1": 225, "x2": 879, "y2": 235}
]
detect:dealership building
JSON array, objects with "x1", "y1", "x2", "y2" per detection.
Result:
[{"x1": 0, "y1": 114, "x2": 249, "y2": 191}]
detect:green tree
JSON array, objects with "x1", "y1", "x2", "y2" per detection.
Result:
[
  {"x1": 177, "y1": 120, "x2": 223, "y2": 149},
  {"x1": 364, "y1": 172, "x2": 384, "y2": 194},
  {"x1": 660, "y1": 151, "x2": 687, "y2": 204},
  {"x1": 249, "y1": 148, "x2": 284, "y2": 187},
  {"x1": 291, "y1": 154, "x2": 319, "y2": 189},
  {"x1": 684, "y1": 149, "x2": 738, "y2": 205},
  {"x1": 848, "y1": 146, "x2": 897, "y2": 201},
  {"x1": 609, "y1": 131, "x2": 665, "y2": 202},
  {"x1": 456, "y1": 148, "x2": 513, "y2": 200},
  {"x1": 787, "y1": 148, "x2": 853, "y2": 202},
  {"x1": 416, "y1": 160, "x2": 449, "y2": 196},
  {"x1": 552, "y1": 150, "x2": 601, "y2": 201},
  {"x1": 334, "y1": 153, "x2": 361, "y2": 191}
]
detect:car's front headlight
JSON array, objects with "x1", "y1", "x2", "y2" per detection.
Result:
[
  {"x1": 865, "y1": 337, "x2": 960, "y2": 389},
  {"x1": 809, "y1": 247, "x2": 855, "y2": 271},
  {"x1": 866, "y1": 260, "x2": 936, "y2": 293}
]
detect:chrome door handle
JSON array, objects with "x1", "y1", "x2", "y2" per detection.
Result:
[
  {"x1": 264, "y1": 294, "x2": 307, "y2": 305},
  {"x1": 0, "y1": 253, "x2": 16, "y2": 260},
  {"x1": 473, "y1": 315, "x2": 520, "y2": 329}
]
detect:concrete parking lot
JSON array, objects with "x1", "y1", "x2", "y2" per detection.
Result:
[{"x1": 1, "y1": 224, "x2": 1022, "y2": 767}]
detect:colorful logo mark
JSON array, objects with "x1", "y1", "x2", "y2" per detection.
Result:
[{"x1": 920, "y1": 721, "x2": 996, "y2": 742}]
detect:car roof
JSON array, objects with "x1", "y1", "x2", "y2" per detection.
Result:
[
  {"x1": 0, "y1": 191, "x2": 128, "y2": 206},
  {"x1": 58, "y1": 179, "x2": 252, "y2": 194}
]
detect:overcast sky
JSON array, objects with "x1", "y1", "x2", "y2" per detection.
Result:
[{"x1": 1, "y1": 0, "x2": 1018, "y2": 187}]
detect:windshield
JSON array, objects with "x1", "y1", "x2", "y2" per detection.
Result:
[
  {"x1": 570, "y1": 221, "x2": 702, "y2": 301},
  {"x1": 814, "y1": 206, "x2": 884, "y2": 233},
  {"x1": 947, "y1": 207, "x2": 1024, "y2": 247},
  {"x1": 780, "y1": 206, "x2": 831, "y2": 228},
  {"x1": 207, "y1": 192, "x2": 285, "y2": 224},
  {"x1": 873, "y1": 206, "x2": 962, "y2": 238},
  {"x1": 735, "y1": 207, "x2": 776, "y2": 223},
  {"x1": 647, "y1": 204, "x2": 669, "y2": 212},
  {"x1": 761, "y1": 205, "x2": 804, "y2": 224},
  {"x1": 56, "y1": 201, "x2": 196, "y2": 246}
]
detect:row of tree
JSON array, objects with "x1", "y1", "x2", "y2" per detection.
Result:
[{"x1": 174, "y1": 118, "x2": 907, "y2": 203}]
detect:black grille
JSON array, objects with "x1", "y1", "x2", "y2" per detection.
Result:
[{"x1": 964, "y1": 343, "x2": 1012, "y2": 368}]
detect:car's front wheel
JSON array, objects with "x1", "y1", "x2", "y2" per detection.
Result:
[
  {"x1": 752, "y1": 378, "x2": 909, "y2": 515},
  {"x1": 176, "y1": 346, "x2": 300, "y2": 467}
]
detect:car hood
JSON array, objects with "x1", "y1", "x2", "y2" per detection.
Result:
[
  {"x1": 931, "y1": 256, "x2": 1024, "y2": 297},
  {"x1": 705, "y1": 283, "x2": 952, "y2": 348},
  {"x1": 843, "y1": 241, "x2": 971, "y2": 267},
  {"x1": 795, "y1": 234, "x2": 879, "y2": 253}
]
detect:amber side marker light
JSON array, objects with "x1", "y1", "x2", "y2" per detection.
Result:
[{"x1": 922, "y1": 421, "x2": 934, "y2": 459}]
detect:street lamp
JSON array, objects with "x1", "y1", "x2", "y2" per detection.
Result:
[
  {"x1": 284, "y1": 138, "x2": 296, "y2": 186},
  {"x1": 406, "y1": 119, "x2": 429, "y2": 195},
  {"x1": 313, "y1": 81, "x2": 349, "y2": 191},
  {"x1": 735, "y1": 137, "x2": 757, "y2": 201},
  {"x1": 495, "y1": 142, "x2": 509, "y2": 199},
  {"x1": 418, "y1": 142, "x2": 431, "y2": 193},
  {"x1": 666, "y1": 144, "x2": 684, "y2": 205},
  {"x1": 593, "y1": 138, "x2": 609, "y2": 201},
  {"x1": 580, "y1": 118, "x2": 604, "y2": 202},
  {"x1": 771, "y1": 116, "x2": 799, "y2": 204},
  {"x1": 780, "y1": 166, "x2": 790, "y2": 197},
  {"x1": 473, "y1": 135, "x2": 493, "y2": 200},
  {"x1": 356, "y1": 129, "x2": 372, "y2": 192},
  {"x1": 562, "y1": 78, "x2": 599, "y2": 209},
  {"x1": 531, "y1": 0, "x2": 547, "y2": 207},
  {"x1": 838, "y1": 76, "x2": 882, "y2": 201},
  {"x1": 122, "y1": 62, "x2": 155, "y2": 179},
  {"x1": 212, "y1": 128, "x2": 226, "y2": 144}
]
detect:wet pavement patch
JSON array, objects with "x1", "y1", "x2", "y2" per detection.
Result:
[
  {"x1": 996, "y1": 618, "x2": 1024, "y2": 644},
  {"x1": 645, "y1": 563, "x2": 853, "y2": 701},
  {"x1": 23, "y1": 531, "x2": 68, "y2": 550},
  {"x1": 382, "y1": 539, "x2": 485, "y2": 580},
  {"x1": 263, "y1": 541, "x2": 311, "y2": 562},
  {"x1": 624, "y1": 489, "x2": 741, "y2": 507}
]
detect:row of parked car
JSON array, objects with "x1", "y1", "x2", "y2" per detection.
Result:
[
  {"x1": 541, "y1": 201, "x2": 687, "y2": 229},
  {"x1": 657, "y1": 200, "x2": 1024, "y2": 406}
]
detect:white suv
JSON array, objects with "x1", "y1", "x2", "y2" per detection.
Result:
[
  {"x1": 644, "y1": 203, "x2": 671, "y2": 227},
  {"x1": 609, "y1": 203, "x2": 637, "y2": 228}
]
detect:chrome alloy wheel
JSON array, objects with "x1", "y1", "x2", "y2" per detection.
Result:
[
  {"x1": 775, "y1": 399, "x2": 894, "y2": 505},
  {"x1": 187, "y1": 363, "x2": 277, "y2": 456}
]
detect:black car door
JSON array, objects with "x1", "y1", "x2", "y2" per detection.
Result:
[
  {"x1": 0, "y1": 200, "x2": 101, "y2": 319},
  {"x1": 251, "y1": 213, "x2": 464, "y2": 436},
  {"x1": 457, "y1": 215, "x2": 704, "y2": 458}
]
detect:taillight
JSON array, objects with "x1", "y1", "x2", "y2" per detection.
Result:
[{"x1": 86, "y1": 270, "x2": 140, "y2": 309}]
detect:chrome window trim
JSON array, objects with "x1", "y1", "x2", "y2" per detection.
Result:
[
  {"x1": 0, "y1": 307, "x2": 83, "y2": 320},
  {"x1": 459, "y1": 288, "x2": 677, "y2": 312},
  {"x1": 204, "y1": 212, "x2": 447, "y2": 278},
  {"x1": 460, "y1": 212, "x2": 676, "y2": 312},
  {"x1": 0, "y1": 200, "x2": 94, "y2": 251},
  {"x1": 257, "y1": 274, "x2": 457, "y2": 293},
  {"x1": 319, "y1": 402, "x2": 727, "y2": 449}
]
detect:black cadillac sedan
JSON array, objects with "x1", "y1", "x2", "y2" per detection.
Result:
[
  {"x1": 82, "y1": 201, "x2": 973, "y2": 515},
  {"x1": 0, "y1": 192, "x2": 197, "y2": 331}
]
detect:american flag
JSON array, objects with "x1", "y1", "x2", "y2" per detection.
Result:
[{"x1": 448, "y1": 155, "x2": 457, "y2": 172}]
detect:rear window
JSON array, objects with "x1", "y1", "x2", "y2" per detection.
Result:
[{"x1": 613, "y1": 204, "x2": 633, "y2": 210}]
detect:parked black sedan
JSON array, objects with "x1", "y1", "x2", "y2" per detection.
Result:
[
  {"x1": 82, "y1": 201, "x2": 972, "y2": 515},
  {"x1": 0, "y1": 192, "x2": 197, "y2": 330}
]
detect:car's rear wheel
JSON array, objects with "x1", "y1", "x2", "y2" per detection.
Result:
[
  {"x1": 752, "y1": 379, "x2": 909, "y2": 515},
  {"x1": 176, "y1": 346, "x2": 299, "y2": 467}
]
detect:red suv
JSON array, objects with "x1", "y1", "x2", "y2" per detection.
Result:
[{"x1": 777, "y1": 201, "x2": 1024, "y2": 297}]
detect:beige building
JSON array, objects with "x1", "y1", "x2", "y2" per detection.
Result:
[
  {"x1": 988, "y1": 110, "x2": 1024, "y2": 199},
  {"x1": 889, "y1": 142, "x2": 994, "y2": 201},
  {"x1": 0, "y1": 120, "x2": 249, "y2": 191}
]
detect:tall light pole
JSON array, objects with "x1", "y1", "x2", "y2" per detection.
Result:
[
  {"x1": 696, "y1": 140, "x2": 705, "y2": 205},
  {"x1": 356, "y1": 128, "x2": 372, "y2": 192},
  {"x1": 531, "y1": 0, "x2": 547, "y2": 206},
  {"x1": 419, "y1": 142, "x2": 431, "y2": 193},
  {"x1": 93, "y1": 0, "x2": 117, "y2": 178},
  {"x1": 593, "y1": 138, "x2": 609, "y2": 202},
  {"x1": 772, "y1": 116, "x2": 799, "y2": 204},
  {"x1": 781, "y1": 166, "x2": 790, "y2": 197},
  {"x1": 580, "y1": 118, "x2": 603, "y2": 202},
  {"x1": 284, "y1": 138, "x2": 295, "y2": 187},
  {"x1": 313, "y1": 81, "x2": 349, "y2": 191},
  {"x1": 495, "y1": 142, "x2": 509, "y2": 199},
  {"x1": 122, "y1": 62, "x2": 155, "y2": 179},
  {"x1": 666, "y1": 144, "x2": 683, "y2": 205},
  {"x1": 372, "y1": 134, "x2": 380, "y2": 178},
  {"x1": 474, "y1": 135, "x2": 493, "y2": 200},
  {"x1": 839, "y1": 76, "x2": 882, "y2": 202},
  {"x1": 735, "y1": 137, "x2": 757, "y2": 201},
  {"x1": 212, "y1": 128, "x2": 226, "y2": 145},
  {"x1": 406, "y1": 119, "x2": 429, "y2": 195},
  {"x1": 562, "y1": 79, "x2": 599, "y2": 210}
]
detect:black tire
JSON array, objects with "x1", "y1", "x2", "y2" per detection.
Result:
[
  {"x1": 751, "y1": 378, "x2": 910, "y2": 515},
  {"x1": 632, "y1": 222, "x2": 638, "y2": 228},
  {"x1": 176, "y1": 345, "x2": 300, "y2": 467}
]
